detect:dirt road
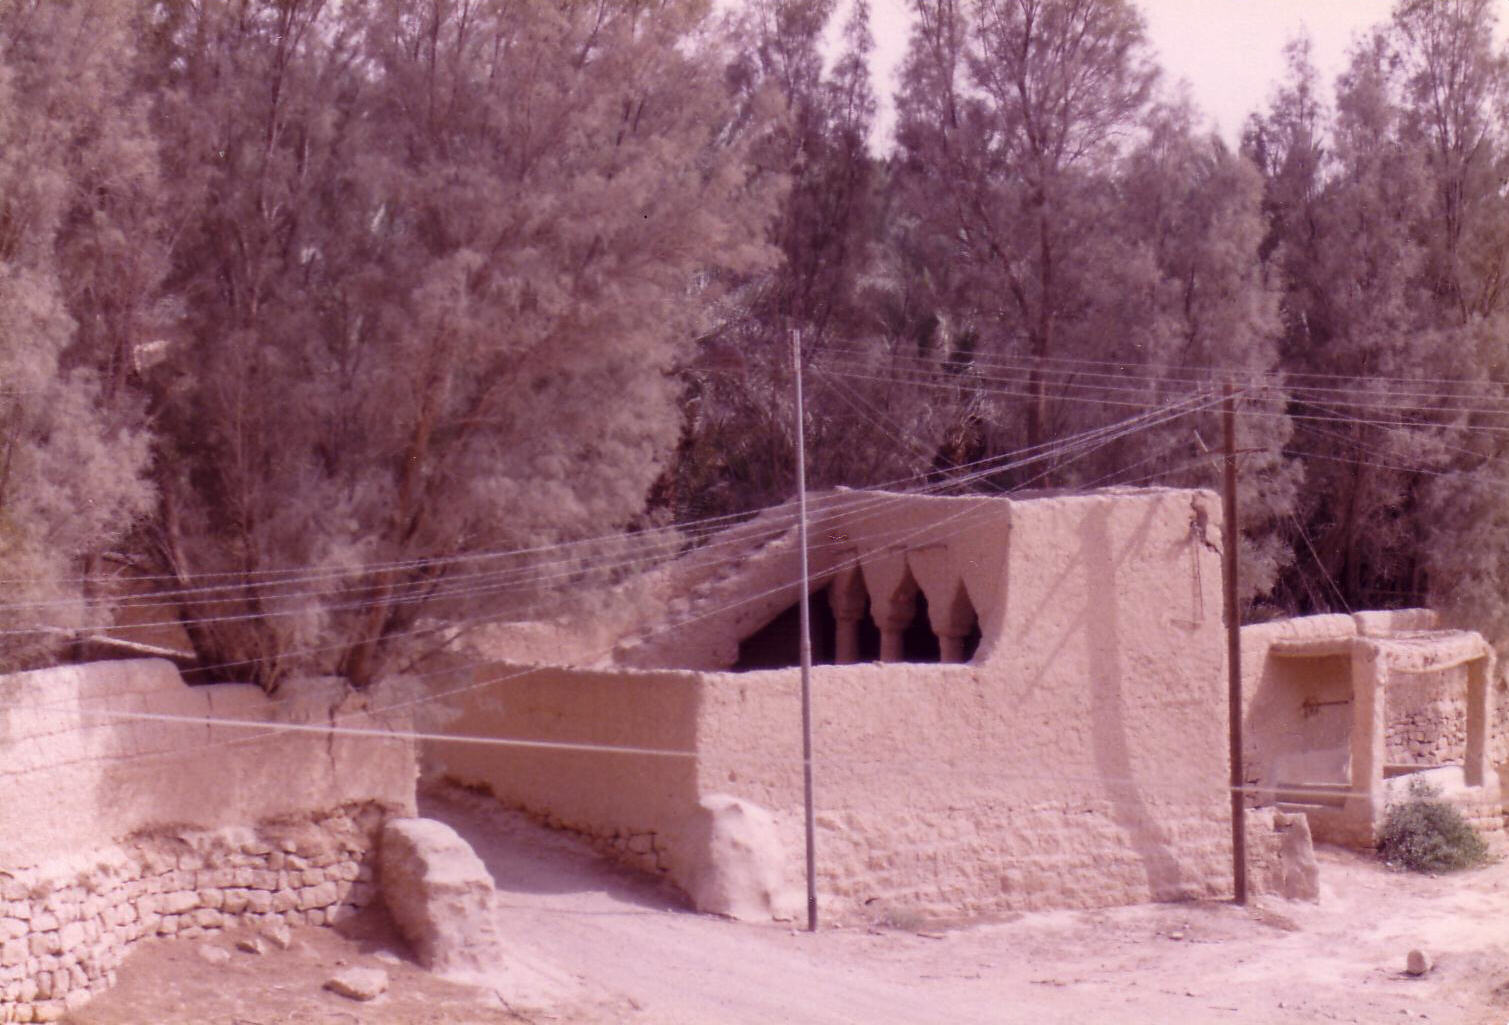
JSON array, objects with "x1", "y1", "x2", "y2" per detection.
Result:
[{"x1": 69, "y1": 786, "x2": 1509, "y2": 1024}]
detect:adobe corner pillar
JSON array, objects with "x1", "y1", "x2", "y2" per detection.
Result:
[
  {"x1": 1465, "y1": 648, "x2": 1495, "y2": 788},
  {"x1": 1345, "y1": 639, "x2": 1388, "y2": 844}
]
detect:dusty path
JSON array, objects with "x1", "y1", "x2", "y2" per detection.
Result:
[
  {"x1": 68, "y1": 786, "x2": 1509, "y2": 1024},
  {"x1": 434, "y1": 786, "x2": 1509, "y2": 1025}
]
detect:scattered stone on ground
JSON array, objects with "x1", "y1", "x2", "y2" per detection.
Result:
[
  {"x1": 195, "y1": 944, "x2": 231, "y2": 966},
  {"x1": 380, "y1": 817, "x2": 503, "y2": 976},
  {"x1": 1406, "y1": 949, "x2": 1432, "y2": 976},
  {"x1": 235, "y1": 935, "x2": 265, "y2": 955},
  {"x1": 325, "y1": 966, "x2": 390, "y2": 1002},
  {"x1": 261, "y1": 923, "x2": 294, "y2": 950}
]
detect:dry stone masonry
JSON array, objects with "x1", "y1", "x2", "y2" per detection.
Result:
[
  {"x1": 0, "y1": 804, "x2": 387, "y2": 1023},
  {"x1": 0, "y1": 658, "x2": 417, "y2": 1019},
  {"x1": 1385, "y1": 666, "x2": 1469, "y2": 767}
]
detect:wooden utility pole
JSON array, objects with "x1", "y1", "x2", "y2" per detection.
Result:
[
  {"x1": 792, "y1": 329, "x2": 818, "y2": 932},
  {"x1": 1223, "y1": 381, "x2": 1248, "y2": 905}
]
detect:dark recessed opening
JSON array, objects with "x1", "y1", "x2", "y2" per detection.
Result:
[
  {"x1": 901, "y1": 590, "x2": 940, "y2": 663},
  {"x1": 732, "y1": 588, "x2": 837, "y2": 671}
]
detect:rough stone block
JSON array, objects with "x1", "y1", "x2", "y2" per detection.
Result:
[
  {"x1": 161, "y1": 891, "x2": 197, "y2": 915},
  {"x1": 682, "y1": 795, "x2": 795, "y2": 922},
  {"x1": 325, "y1": 967, "x2": 388, "y2": 1001},
  {"x1": 55, "y1": 923, "x2": 82, "y2": 954},
  {"x1": 380, "y1": 818, "x2": 502, "y2": 977},
  {"x1": 298, "y1": 882, "x2": 339, "y2": 911}
]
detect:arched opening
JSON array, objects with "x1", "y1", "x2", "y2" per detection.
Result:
[{"x1": 875, "y1": 568, "x2": 943, "y2": 664}]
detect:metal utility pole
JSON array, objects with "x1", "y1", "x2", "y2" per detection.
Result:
[
  {"x1": 1222, "y1": 380, "x2": 1248, "y2": 905},
  {"x1": 792, "y1": 328, "x2": 818, "y2": 932}
]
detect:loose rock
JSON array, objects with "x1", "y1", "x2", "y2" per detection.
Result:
[
  {"x1": 235, "y1": 935, "x2": 265, "y2": 955},
  {"x1": 1405, "y1": 949, "x2": 1432, "y2": 976},
  {"x1": 325, "y1": 967, "x2": 389, "y2": 1002},
  {"x1": 260, "y1": 923, "x2": 293, "y2": 950},
  {"x1": 196, "y1": 944, "x2": 231, "y2": 966}
]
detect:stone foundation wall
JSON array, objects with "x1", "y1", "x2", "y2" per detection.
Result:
[
  {"x1": 1448, "y1": 789, "x2": 1506, "y2": 846},
  {"x1": 1385, "y1": 666, "x2": 1468, "y2": 767},
  {"x1": 0, "y1": 804, "x2": 390, "y2": 1023},
  {"x1": 0, "y1": 659, "x2": 418, "y2": 1019}
]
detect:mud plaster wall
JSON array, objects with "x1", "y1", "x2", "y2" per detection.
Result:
[
  {"x1": 1241, "y1": 649, "x2": 1353, "y2": 789},
  {"x1": 0, "y1": 659, "x2": 417, "y2": 1021},
  {"x1": 425, "y1": 664, "x2": 702, "y2": 879},
  {"x1": 430, "y1": 489, "x2": 1237, "y2": 921}
]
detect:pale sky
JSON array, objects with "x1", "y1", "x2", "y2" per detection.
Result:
[{"x1": 847, "y1": 0, "x2": 1509, "y2": 148}]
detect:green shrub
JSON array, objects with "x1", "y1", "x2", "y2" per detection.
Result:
[{"x1": 1377, "y1": 777, "x2": 1488, "y2": 873}]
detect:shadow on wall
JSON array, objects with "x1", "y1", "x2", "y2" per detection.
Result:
[
  {"x1": 1082, "y1": 500, "x2": 1192, "y2": 900},
  {"x1": 418, "y1": 785, "x2": 688, "y2": 912},
  {"x1": 425, "y1": 664, "x2": 705, "y2": 885},
  {"x1": 1243, "y1": 654, "x2": 1353, "y2": 789}
]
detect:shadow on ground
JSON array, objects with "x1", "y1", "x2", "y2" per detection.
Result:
[{"x1": 419, "y1": 783, "x2": 691, "y2": 914}]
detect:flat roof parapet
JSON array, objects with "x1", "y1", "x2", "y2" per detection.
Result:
[{"x1": 1248, "y1": 613, "x2": 1356, "y2": 657}]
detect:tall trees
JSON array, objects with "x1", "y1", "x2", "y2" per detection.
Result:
[
  {"x1": 891, "y1": 0, "x2": 1296, "y2": 601},
  {"x1": 1117, "y1": 106, "x2": 1298, "y2": 602},
  {"x1": 663, "y1": 0, "x2": 940, "y2": 521},
  {"x1": 895, "y1": 0, "x2": 1158, "y2": 453},
  {"x1": 0, "y1": 0, "x2": 158, "y2": 668},
  {"x1": 1245, "y1": 2, "x2": 1509, "y2": 622},
  {"x1": 140, "y1": 0, "x2": 783, "y2": 689}
]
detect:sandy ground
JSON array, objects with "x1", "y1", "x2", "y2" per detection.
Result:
[{"x1": 66, "y1": 786, "x2": 1509, "y2": 1025}]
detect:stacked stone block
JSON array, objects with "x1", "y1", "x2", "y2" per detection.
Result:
[
  {"x1": 1385, "y1": 669, "x2": 1468, "y2": 767},
  {"x1": 529, "y1": 804, "x2": 671, "y2": 879},
  {"x1": 0, "y1": 803, "x2": 390, "y2": 1024}
]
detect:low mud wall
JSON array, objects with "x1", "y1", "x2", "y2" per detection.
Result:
[
  {"x1": 424, "y1": 663, "x2": 702, "y2": 880},
  {"x1": 0, "y1": 659, "x2": 417, "y2": 1021},
  {"x1": 696, "y1": 661, "x2": 1233, "y2": 922}
]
